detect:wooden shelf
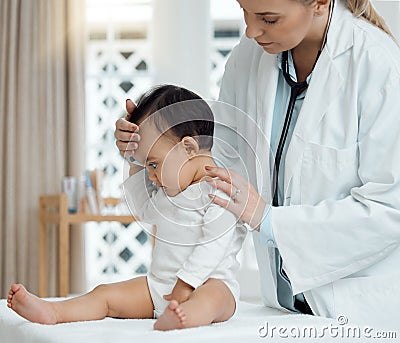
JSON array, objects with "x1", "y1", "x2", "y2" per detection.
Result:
[
  {"x1": 38, "y1": 193, "x2": 138, "y2": 297},
  {"x1": 67, "y1": 214, "x2": 137, "y2": 223},
  {"x1": 43, "y1": 213, "x2": 138, "y2": 224}
]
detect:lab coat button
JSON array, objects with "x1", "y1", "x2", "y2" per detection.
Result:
[{"x1": 267, "y1": 239, "x2": 275, "y2": 247}]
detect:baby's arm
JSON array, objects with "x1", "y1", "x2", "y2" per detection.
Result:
[
  {"x1": 123, "y1": 168, "x2": 158, "y2": 221},
  {"x1": 175, "y1": 200, "x2": 241, "y2": 290},
  {"x1": 164, "y1": 204, "x2": 239, "y2": 303}
]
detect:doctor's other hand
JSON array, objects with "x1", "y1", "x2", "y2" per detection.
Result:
[
  {"x1": 204, "y1": 166, "x2": 266, "y2": 230},
  {"x1": 163, "y1": 278, "x2": 194, "y2": 304},
  {"x1": 114, "y1": 99, "x2": 141, "y2": 161}
]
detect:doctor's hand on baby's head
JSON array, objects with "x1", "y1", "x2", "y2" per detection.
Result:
[{"x1": 114, "y1": 99, "x2": 141, "y2": 161}]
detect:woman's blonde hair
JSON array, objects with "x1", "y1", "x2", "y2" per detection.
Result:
[
  {"x1": 345, "y1": 0, "x2": 395, "y2": 40},
  {"x1": 301, "y1": 0, "x2": 396, "y2": 41}
]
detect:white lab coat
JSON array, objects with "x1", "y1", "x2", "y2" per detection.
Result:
[{"x1": 214, "y1": 0, "x2": 400, "y2": 328}]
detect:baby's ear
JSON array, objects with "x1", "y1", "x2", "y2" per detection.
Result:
[{"x1": 181, "y1": 136, "x2": 199, "y2": 159}]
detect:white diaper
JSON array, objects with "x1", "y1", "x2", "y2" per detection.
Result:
[
  {"x1": 146, "y1": 275, "x2": 240, "y2": 319},
  {"x1": 146, "y1": 276, "x2": 173, "y2": 318}
]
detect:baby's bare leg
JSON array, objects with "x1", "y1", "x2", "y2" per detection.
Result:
[
  {"x1": 154, "y1": 278, "x2": 235, "y2": 331},
  {"x1": 8, "y1": 276, "x2": 154, "y2": 324}
]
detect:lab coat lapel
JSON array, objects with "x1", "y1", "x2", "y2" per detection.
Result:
[
  {"x1": 284, "y1": 52, "x2": 344, "y2": 198},
  {"x1": 294, "y1": 54, "x2": 343, "y2": 140},
  {"x1": 255, "y1": 52, "x2": 279, "y2": 202},
  {"x1": 283, "y1": 0, "x2": 353, "y2": 200}
]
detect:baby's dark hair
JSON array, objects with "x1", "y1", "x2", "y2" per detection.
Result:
[{"x1": 128, "y1": 85, "x2": 214, "y2": 150}]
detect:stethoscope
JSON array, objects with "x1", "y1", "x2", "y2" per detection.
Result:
[{"x1": 272, "y1": 0, "x2": 335, "y2": 207}]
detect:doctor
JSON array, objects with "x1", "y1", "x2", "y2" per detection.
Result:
[{"x1": 115, "y1": 0, "x2": 400, "y2": 327}]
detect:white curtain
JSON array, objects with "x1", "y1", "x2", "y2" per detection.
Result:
[{"x1": 0, "y1": 0, "x2": 86, "y2": 297}]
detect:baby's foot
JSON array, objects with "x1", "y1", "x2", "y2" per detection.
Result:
[
  {"x1": 7, "y1": 284, "x2": 57, "y2": 324},
  {"x1": 153, "y1": 300, "x2": 187, "y2": 331}
]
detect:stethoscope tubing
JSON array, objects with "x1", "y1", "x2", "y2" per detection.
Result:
[{"x1": 271, "y1": 0, "x2": 335, "y2": 207}]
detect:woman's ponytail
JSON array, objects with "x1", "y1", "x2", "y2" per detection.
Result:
[{"x1": 346, "y1": 0, "x2": 396, "y2": 41}]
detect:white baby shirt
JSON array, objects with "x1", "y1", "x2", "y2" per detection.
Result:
[{"x1": 123, "y1": 169, "x2": 247, "y2": 313}]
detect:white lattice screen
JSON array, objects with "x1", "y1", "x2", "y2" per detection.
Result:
[
  {"x1": 85, "y1": 26, "x2": 154, "y2": 288},
  {"x1": 85, "y1": 2, "x2": 245, "y2": 290}
]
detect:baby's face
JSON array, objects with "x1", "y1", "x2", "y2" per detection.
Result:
[{"x1": 134, "y1": 123, "x2": 195, "y2": 197}]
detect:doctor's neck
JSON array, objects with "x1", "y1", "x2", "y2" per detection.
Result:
[{"x1": 291, "y1": 2, "x2": 331, "y2": 71}]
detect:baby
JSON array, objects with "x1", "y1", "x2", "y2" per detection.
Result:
[{"x1": 7, "y1": 85, "x2": 247, "y2": 331}]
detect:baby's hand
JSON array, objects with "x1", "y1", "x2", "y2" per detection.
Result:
[{"x1": 163, "y1": 278, "x2": 194, "y2": 304}]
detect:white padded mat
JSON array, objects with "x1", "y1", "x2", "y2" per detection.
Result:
[{"x1": 0, "y1": 299, "x2": 371, "y2": 342}]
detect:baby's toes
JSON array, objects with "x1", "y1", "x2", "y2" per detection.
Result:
[
  {"x1": 174, "y1": 307, "x2": 185, "y2": 322},
  {"x1": 180, "y1": 314, "x2": 187, "y2": 323}
]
